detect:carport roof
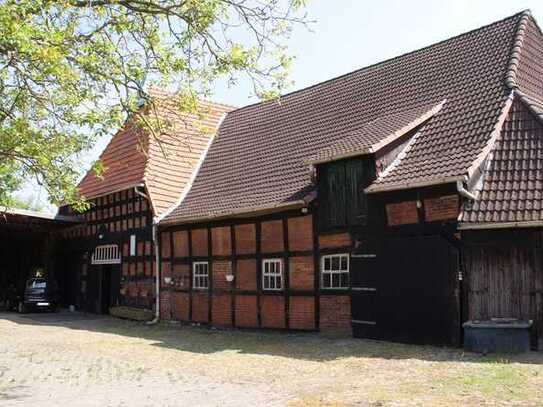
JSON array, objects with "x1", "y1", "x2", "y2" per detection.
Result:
[{"x1": 1, "y1": 208, "x2": 80, "y2": 231}]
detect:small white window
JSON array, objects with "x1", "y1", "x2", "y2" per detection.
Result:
[
  {"x1": 262, "y1": 259, "x2": 283, "y2": 291},
  {"x1": 130, "y1": 235, "x2": 136, "y2": 256},
  {"x1": 321, "y1": 254, "x2": 349, "y2": 289},
  {"x1": 91, "y1": 244, "x2": 121, "y2": 265},
  {"x1": 193, "y1": 262, "x2": 209, "y2": 289}
]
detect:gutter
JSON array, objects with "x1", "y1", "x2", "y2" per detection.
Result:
[
  {"x1": 159, "y1": 200, "x2": 308, "y2": 227},
  {"x1": 459, "y1": 220, "x2": 543, "y2": 230},
  {"x1": 365, "y1": 175, "x2": 464, "y2": 194}
]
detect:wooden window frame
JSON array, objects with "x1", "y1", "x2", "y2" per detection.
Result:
[
  {"x1": 321, "y1": 253, "x2": 350, "y2": 289},
  {"x1": 193, "y1": 261, "x2": 209, "y2": 290},
  {"x1": 262, "y1": 258, "x2": 283, "y2": 291}
]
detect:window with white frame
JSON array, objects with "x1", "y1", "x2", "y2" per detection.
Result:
[
  {"x1": 91, "y1": 244, "x2": 121, "y2": 265},
  {"x1": 321, "y1": 254, "x2": 349, "y2": 289},
  {"x1": 193, "y1": 262, "x2": 209, "y2": 289},
  {"x1": 262, "y1": 259, "x2": 283, "y2": 291}
]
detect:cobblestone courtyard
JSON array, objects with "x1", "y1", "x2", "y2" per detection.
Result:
[{"x1": 1, "y1": 311, "x2": 542, "y2": 406}]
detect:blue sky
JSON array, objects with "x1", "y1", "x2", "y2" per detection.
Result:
[{"x1": 18, "y1": 0, "x2": 543, "y2": 212}]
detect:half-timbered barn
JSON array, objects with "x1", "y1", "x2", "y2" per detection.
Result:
[
  {"x1": 4, "y1": 10, "x2": 542, "y2": 349},
  {"x1": 56, "y1": 90, "x2": 232, "y2": 314},
  {"x1": 156, "y1": 10, "x2": 543, "y2": 347}
]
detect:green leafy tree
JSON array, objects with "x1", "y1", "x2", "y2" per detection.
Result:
[{"x1": 0, "y1": 0, "x2": 308, "y2": 211}]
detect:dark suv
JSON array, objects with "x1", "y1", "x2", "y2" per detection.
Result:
[{"x1": 19, "y1": 278, "x2": 60, "y2": 313}]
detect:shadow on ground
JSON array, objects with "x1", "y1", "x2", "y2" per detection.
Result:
[{"x1": 2, "y1": 310, "x2": 542, "y2": 365}]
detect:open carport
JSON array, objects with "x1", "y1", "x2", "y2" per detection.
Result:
[{"x1": 0, "y1": 208, "x2": 79, "y2": 310}]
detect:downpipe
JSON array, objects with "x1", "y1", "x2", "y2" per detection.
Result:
[
  {"x1": 146, "y1": 221, "x2": 160, "y2": 325},
  {"x1": 133, "y1": 185, "x2": 160, "y2": 325},
  {"x1": 456, "y1": 180, "x2": 476, "y2": 201}
]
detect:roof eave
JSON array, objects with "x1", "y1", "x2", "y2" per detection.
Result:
[
  {"x1": 306, "y1": 147, "x2": 373, "y2": 166},
  {"x1": 459, "y1": 220, "x2": 543, "y2": 230},
  {"x1": 365, "y1": 175, "x2": 466, "y2": 194},
  {"x1": 77, "y1": 182, "x2": 145, "y2": 202},
  {"x1": 1, "y1": 207, "x2": 81, "y2": 223},
  {"x1": 159, "y1": 200, "x2": 308, "y2": 227}
]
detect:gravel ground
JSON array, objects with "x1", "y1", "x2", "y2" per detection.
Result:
[{"x1": 1, "y1": 311, "x2": 542, "y2": 407}]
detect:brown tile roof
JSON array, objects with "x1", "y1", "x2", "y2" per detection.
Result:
[
  {"x1": 459, "y1": 99, "x2": 543, "y2": 226},
  {"x1": 459, "y1": 12, "x2": 543, "y2": 228},
  {"x1": 77, "y1": 121, "x2": 148, "y2": 199},
  {"x1": 164, "y1": 11, "x2": 531, "y2": 224},
  {"x1": 305, "y1": 101, "x2": 445, "y2": 165},
  {"x1": 77, "y1": 89, "x2": 233, "y2": 216}
]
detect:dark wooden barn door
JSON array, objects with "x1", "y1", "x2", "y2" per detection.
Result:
[
  {"x1": 351, "y1": 252, "x2": 379, "y2": 339},
  {"x1": 352, "y1": 235, "x2": 460, "y2": 346},
  {"x1": 86, "y1": 266, "x2": 100, "y2": 313}
]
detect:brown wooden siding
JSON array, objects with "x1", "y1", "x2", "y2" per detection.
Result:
[{"x1": 463, "y1": 229, "x2": 543, "y2": 349}]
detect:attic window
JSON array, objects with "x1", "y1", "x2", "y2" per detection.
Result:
[{"x1": 91, "y1": 244, "x2": 121, "y2": 265}]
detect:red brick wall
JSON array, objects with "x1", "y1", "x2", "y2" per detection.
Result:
[
  {"x1": 212, "y1": 226, "x2": 231, "y2": 256},
  {"x1": 320, "y1": 295, "x2": 352, "y2": 335},
  {"x1": 212, "y1": 261, "x2": 232, "y2": 290},
  {"x1": 385, "y1": 201, "x2": 419, "y2": 226},
  {"x1": 173, "y1": 230, "x2": 189, "y2": 257},
  {"x1": 261, "y1": 296, "x2": 285, "y2": 329},
  {"x1": 319, "y1": 233, "x2": 351, "y2": 249},
  {"x1": 161, "y1": 261, "x2": 171, "y2": 287},
  {"x1": 235, "y1": 295, "x2": 258, "y2": 327},
  {"x1": 236, "y1": 259, "x2": 257, "y2": 291},
  {"x1": 191, "y1": 228, "x2": 208, "y2": 257},
  {"x1": 212, "y1": 294, "x2": 232, "y2": 327},
  {"x1": 235, "y1": 223, "x2": 256, "y2": 254},
  {"x1": 289, "y1": 297, "x2": 315, "y2": 330},
  {"x1": 192, "y1": 292, "x2": 209, "y2": 323},
  {"x1": 122, "y1": 262, "x2": 129, "y2": 277},
  {"x1": 289, "y1": 256, "x2": 314, "y2": 290},
  {"x1": 424, "y1": 195, "x2": 459, "y2": 222},
  {"x1": 261, "y1": 220, "x2": 284, "y2": 253},
  {"x1": 160, "y1": 291, "x2": 172, "y2": 320},
  {"x1": 288, "y1": 215, "x2": 313, "y2": 251},
  {"x1": 161, "y1": 231, "x2": 171, "y2": 257},
  {"x1": 172, "y1": 264, "x2": 190, "y2": 290},
  {"x1": 172, "y1": 292, "x2": 190, "y2": 321}
]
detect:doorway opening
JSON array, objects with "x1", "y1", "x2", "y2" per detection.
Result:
[{"x1": 87, "y1": 244, "x2": 122, "y2": 314}]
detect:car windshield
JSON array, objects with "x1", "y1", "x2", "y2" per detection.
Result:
[{"x1": 27, "y1": 279, "x2": 46, "y2": 289}]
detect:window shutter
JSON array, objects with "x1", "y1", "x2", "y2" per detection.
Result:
[
  {"x1": 327, "y1": 162, "x2": 346, "y2": 227},
  {"x1": 345, "y1": 159, "x2": 366, "y2": 225}
]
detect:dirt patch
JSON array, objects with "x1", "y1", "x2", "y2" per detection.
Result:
[{"x1": 1, "y1": 312, "x2": 542, "y2": 406}]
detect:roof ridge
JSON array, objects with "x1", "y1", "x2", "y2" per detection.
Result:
[
  {"x1": 505, "y1": 9, "x2": 532, "y2": 89},
  {"x1": 227, "y1": 10, "x2": 530, "y2": 115}
]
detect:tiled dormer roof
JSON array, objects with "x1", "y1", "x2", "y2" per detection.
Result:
[
  {"x1": 460, "y1": 12, "x2": 543, "y2": 227},
  {"x1": 163, "y1": 11, "x2": 535, "y2": 224},
  {"x1": 77, "y1": 89, "x2": 233, "y2": 216}
]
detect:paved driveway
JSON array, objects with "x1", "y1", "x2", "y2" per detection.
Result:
[{"x1": 1, "y1": 311, "x2": 542, "y2": 406}]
